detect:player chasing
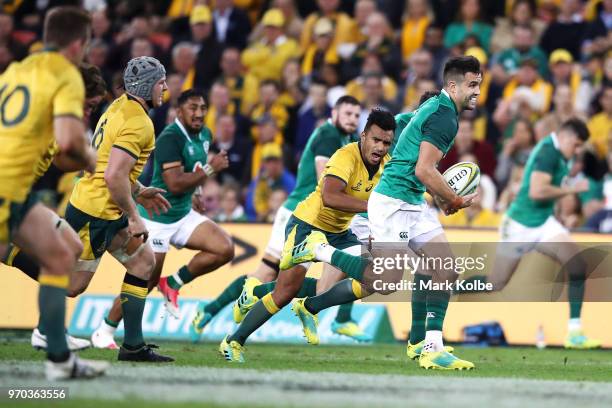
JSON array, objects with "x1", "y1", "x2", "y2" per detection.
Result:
[
  {"x1": 190, "y1": 96, "x2": 371, "y2": 343},
  {"x1": 257, "y1": 56, "x2": 482, "y2": 370},
  {"x1": 64, "y1": 55, "x2": 175, "y2": 362},
  {"x1": 464, "y1": 118, "x2": 601, "y2": 349},
  {"x1": 219, "y1": 109, "x2": 396, "y2": 362},
  {"x1": 92, "y1": 89, "x2": 234, "y2": 348},
  {"x1": 0, "y1": 6, "x2": 108, "y2": 380},
  {"x1": 3, "y1": 63, "x2": 108, "y2": 352}
]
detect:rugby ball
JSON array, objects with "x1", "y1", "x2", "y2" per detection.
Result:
[{"x1": 442, "y1": 162, "x2": 480, "y2": 196}]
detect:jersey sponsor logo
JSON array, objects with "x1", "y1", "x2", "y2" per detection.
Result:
[
  {"x1": 365, "y1": 184, "x2": 374, "y2": 192},
  {"x1": 188, "y1": 145, "x2": 195, "y2": 155},
  {"x1": 399, "y1": 232, "x2": 409, "y2": 240},
  {"x1": 351, "y1": 181, "x2": 362, "y2": 191},
  {"x1": 203, "y1": 141, "x2": 210, "y2": 153}
]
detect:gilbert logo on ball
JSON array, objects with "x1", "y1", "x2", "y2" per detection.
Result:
[{"x1": 442, "y1": 161, "x2": 480, "y2": 196}]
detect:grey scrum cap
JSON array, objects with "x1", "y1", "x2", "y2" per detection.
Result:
[{"x1": 123, "y1": 56, "x2": 166, "y2": 101}]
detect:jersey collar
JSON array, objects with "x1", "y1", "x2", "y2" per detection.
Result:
[
  {"x1": 550, "y1": 132, "x2": 560, "y2": 150},
  {"x1": 175, "y1": 118, "x2": 198, "y2": 142},
  {"x1": 441, "y1": 89, "x2": 459, "y2": 116}
]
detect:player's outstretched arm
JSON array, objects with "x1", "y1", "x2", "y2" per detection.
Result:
[
  {"x1": 321, "y1": 176, "x2": 368, "y2": 213},
  {"x1": 54, "y1": 116, "x2": 97, "y2": 173}
]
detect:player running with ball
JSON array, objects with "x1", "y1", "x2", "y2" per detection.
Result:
[{"x1": 273, "y1": 56, "x2": 482, "y2": 370}]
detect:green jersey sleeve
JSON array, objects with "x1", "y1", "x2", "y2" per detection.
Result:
[
  {"x1": 532, "y1": 144, "x2": 558, "y2": 175},
  {"x1": 155, "y1": 132, "x2": 185, "y2": 168},
  {"x1": 311, "y1": 128, "x2": 342, "y2": 158},
  {"x1": 421, "y1": 110, "x2": 456, "y2": 153}
]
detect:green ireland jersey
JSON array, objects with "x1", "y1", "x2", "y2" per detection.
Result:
[
  {"x1": 375, "y1": 90, "x2": 459, "y2": 204},
  {"x1": 283, "y1": 121, "x2": 357, "y2": 211},
  {"x1": 139, "y1": 119, "x2": 213, "y2": 223},
  {"x1": 507, "y1": 134, "x2": 569, "y2": 227}
]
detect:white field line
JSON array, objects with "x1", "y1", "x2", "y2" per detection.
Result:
[{"x1": 1, "y1": 361, "x2": 611, "y2": 408}]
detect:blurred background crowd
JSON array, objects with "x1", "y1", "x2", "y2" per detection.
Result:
[{"x1": 1, "y1": 0, "x2": 611, "y2": 231}]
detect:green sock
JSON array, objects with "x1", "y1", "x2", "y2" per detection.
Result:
[
  {"x1": 38, "y1": 283, "x2": 69, "y2": 362},
  {"x1": 304, "y1": 279, "x2": 362, "y2": 315},
  {"x1": 229, "y1": 293, "x2": 279, "y2": 345},
  {"x1": 37, "y1": 316, "x2": 45, "y2": 335},
  {"x1": 121, "y1": 274, "x2": 148, "y2": 348},
  {"x1": 410, "y1": 273, "x2": 430, "y2": 344},
  {"x1": 425, "y1": 290, "x2": 451, "y2": 332},
  {"x1": 335, "y1": 302, "x2": 353, "y2": 323},
  {"x1": 104, "y1": 316, "x2": 119, "y2": 328},
  {"x1": 565, "y1": 255, "x2": 586, "y2": 319},
  {"x1": 330, "y1": 251, "x2": 368, "y2": 281},
  {"x1": 167, "y1": 265, "x2": 193, "y2": 290},
  {"x1": 253, "y1": 277, "x2": 318, "y2": 299},
  {"x1": 205, "y1": 275, "x2": 246, "y2": 316}
]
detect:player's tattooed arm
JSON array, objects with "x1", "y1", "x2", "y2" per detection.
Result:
[{"x1": 321, "y1": 176, "x2": 368, "y2": 213}]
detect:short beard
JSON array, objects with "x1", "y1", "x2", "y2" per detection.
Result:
[{"x1": 334, "y1": 119, "x2": 353, "y2": 135}]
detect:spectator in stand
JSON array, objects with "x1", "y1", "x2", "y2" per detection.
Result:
[
  {"x1": 214, "y1": 113, "x2": 253, "y2": 186},
  {"x1": 219, "y1": 47, "x2": 245, "y2": 112},
  {"x1": 86, "y1": 39, "x2": 111, "y2": 86},
  {"x1": 557, "y1": 193, "x2": 583, "y2": 229},
  {"x1": 547, "y1": 49, "x2": 595, "y2": 115},
  {"x1": 320, "y1": 63, "x2": 346, "y2": 107},
  {"x1": 403, "y1": 48, "x2": 435, "y2": 109},
  {"x1": 588, "y1": 85, "x2": 612, "y2": 159},
  {"x1": 439, "y1": 118, "x2": 496, "y2": 177},
  {"x1": 152, "y1": 73, "x2": 185, "y2": 136},
  {"x1": 296, "y1": 80, "x2": 331, "y2": 156},
  {"x1": 495, "y1": 118, "x2": 535, "y2": 190},
  {"x1": 582, "y1": 0, "x2": 612, "y2": 57},
  {"x1": 264, "y1": 189, "x2": 289, "y2": 223},
  {"x1": 0, "y1": 13, "x2": 26, "y2": 63},
  {"x1": 444, "y1": 0, "x2": 493, "y2": 54},
  {"x1": 345, "y1": 54, "x2": 398, "y2": 106},
  {"x1": 490, "y1": 24, "x2": 549, "y2": 86},
  {"x1": 171, "y1": 41, "x2": 197, "y2": 81},
  {"x1": 357, "y1": 73, "x2": 397, "y2": 132},
  {"x1": 130, "y1": 36, "x2": 154, "y2": 59},
  {"x1": 183, "y1": 5, "x2": 223, "y2": 92},
  {"x1": 199, "y1": 178, "x2": 223, "y2": 220},
  {"x1": 301, "y1": 17, "x2": 339, "y2": 82},
  {"x1": 90, "y1": 9, "x2": 114, "y2": 46},
  {"x1": 422, "y1": 23, "x2": 450, "y2": 85},
  {"x1": 404, "y1": 78, "x2": 437, "y2": 111},
  {"x1": 212, "y1": 0, "x2": 251, "y2": 50},
  {"x1": 494, "y1": 57, "x2": 553, "y2": 130},
  {"x1": 347, "y1": 12, "x2": 402, "y2": 82},
  {"x1": 279, "y1": 58, "x2": 305, "y2": 110},
  {"x1": 490, "y1": 0, "x2": 546, "y2": 55},
  {"x1": 241, "y1": 8, "x2": 300, "y2": 114},
  {"x1": 245, "y1": 143, "x2": 296, "y2": 221},
  {"x1": 535, "y1": 83, "x2": 585, "y2": 140},
  {"x1": 250, "y1": 80, "x2": 289, "y2": 142},
  {"x1": 216, "y1": 185, "x2": 248, "y2": 222},
  {"x1": 353, "y1": 0, "x2": 378, "y2": 44},
  {"x1": 249, "y1": 0, "x2": 304, "y2": 42},
  {"x1": 539, "y1": 0, "x2": 587, "y2": 61},
  {"x1": 497, "y1": 165, "x2": 525, "y2": 212},
  {"x1": 300, "y1": 0, "x2": 359, "y2": 54},
  {"x1": 205, "y1": 81, "x2": 238, "y2": 135},
  {"x1": 401, "y1": 0, "x2": 431, "y2": 62}
]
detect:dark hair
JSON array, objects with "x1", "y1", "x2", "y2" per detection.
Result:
[
  {"x1": 512, "y1": 0, "x2": 536, "y2": 19},
  {"x1": 443, "y1": 56, "x2": 481, "y2": 86},
  {"x1": 364, "y1": 108, "x2": 396, "y2": 133},
  {"x1": 178, "y1": 88, "x2": 207, "y2": 106},
  {"x1": 419, "y1": 90, "x2": 440, "y2": 105},
  {"x1": 260, "y1": 79, "x2": 280, "y2": 91},
  {"x1": 334, "y1": 95, "x2": 360, "y2": 108},
  {"x1": 79, "y1": 63, "x2": 106, "y2": 99},
  {"x1": 560, "y1": 118, "x2": 589, "y2": 141},
  {"x1": 44, "y1": 6, "x2": 91, "y2": 49}
]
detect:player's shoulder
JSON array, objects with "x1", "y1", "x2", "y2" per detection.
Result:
[
  {"x1": 312, "y1": 121, "x2": 338, "y2": 141},
  {"x1": 333, "y1": 141, "x2": 359, "y2": 158},
  {"x1": 40, "y1": 52, "x2": 82, "y2": 83}
]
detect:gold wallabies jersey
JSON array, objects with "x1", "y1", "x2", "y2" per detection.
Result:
[
  {"x1": 70, "y1": 94, "x2": 154, "y2": 220},
  {"x1": 293, "y1": 142, "x2": 389, "y2": 233},
  {"x1": 0, "y1": 51, "x2": 84, "y2": 202}
]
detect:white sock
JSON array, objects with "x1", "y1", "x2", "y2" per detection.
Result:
[
  {"x1": 423, "y1": 330, "x2": 444, "y2": 352},
  {"x1": 568, "y1": 318, "x2": 581, "y2": 333},
  {"x1": 101, "y1": 319, "x2": 118, "y2": 335},
  {"x1": 314, "y1": 243, "x2": 335, "y2": 264}
]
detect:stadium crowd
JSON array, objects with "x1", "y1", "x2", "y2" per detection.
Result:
[{"x1": 1, "y1": 0, "x2": 611, "y2": 230}]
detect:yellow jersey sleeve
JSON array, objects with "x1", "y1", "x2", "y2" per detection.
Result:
[
  {"x1": 53, "y1": 65, "x2": 84, "y2": 119},
  {"x1": 324, "y1": 147, "x2": 356, "y2": 184},
  {"x1": 113, "y1": 118, "x2": 147, "y2": 159}
]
